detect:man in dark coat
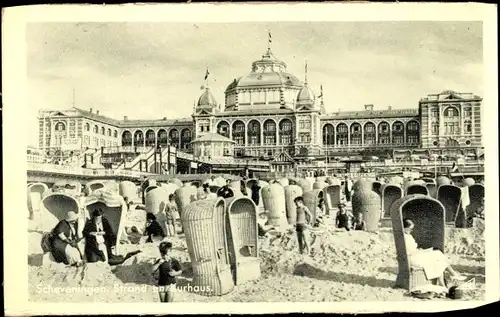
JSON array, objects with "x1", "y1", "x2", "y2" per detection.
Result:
[{"x1": 83, "y1": 208, "x2": 115, "y2": 263}]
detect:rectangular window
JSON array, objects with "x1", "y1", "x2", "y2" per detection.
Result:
[
  {"x1": 408, "y1": 135, "x2": 419, "y2": 143},
  {"x1": 432, "y1": 124, "x2": 439, "y2": 135},
  {"x1": 299, "y1": 120, "x2": 304, "y2": 129},
  {"x1": 393, "y1": 135, "x2": 404, "y2": 144},
  {"x1": 280, "y1": 135, "x2": 291, "y2": 145}
]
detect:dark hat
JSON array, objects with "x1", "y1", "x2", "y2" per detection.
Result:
[{"x1": 146, "y1": 212, "x2": 156, "y2": 221}]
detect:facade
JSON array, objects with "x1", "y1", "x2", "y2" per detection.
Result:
[{"x1": 36, "y1": 47, "x2": 483, "y2": 172}]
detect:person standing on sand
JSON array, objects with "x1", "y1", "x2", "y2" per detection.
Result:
[
  {"x1": 251, "y1": 180, "x2": 261, "y2": 206},
  {"x1": 294, "y1": 196, "x2": 313, "y2": 255},
  {"x1": 152, "y1": 241, "x2": 183, "y2": 302},
  {"x1": 344, "y1": 176, "x2": 353, "y2": 202},
  {"x1": 164, "y1": 194, "x2": 177, "y2": 237}
]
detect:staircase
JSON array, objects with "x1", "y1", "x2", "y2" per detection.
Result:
[{"x1": 115, "y1": 146, "x2": 156, "y2": 171}]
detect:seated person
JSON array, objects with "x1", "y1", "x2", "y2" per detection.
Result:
[
  {"x1": 257, "y1": 211, "x2": 278, "y2": 237},
  {"x1": 144, "y1": 213, "x2": 166, "y2": 243},
  {"x1": 83, "y1": 208, "x2": 115, "y2": 263},
  {"x1": 50, "y1": 211, "x2": 84, "y2": 267},
  {"x1": 403, "y1": 219, "x2": 466, "y2": 286},
  {"x1": 336, "y1": 202, "x2": 353, "y2": 231}
]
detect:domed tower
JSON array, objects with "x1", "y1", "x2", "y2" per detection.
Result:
[
  {"x1": 224, "y1": 47, "x2": 303, "y2": 111},
  {"x1": 294, "y1": 61, "x2": 322, "y2": 158},
  {"x1": 193, "y1": 86, "x2": 219, "y2": 139}
]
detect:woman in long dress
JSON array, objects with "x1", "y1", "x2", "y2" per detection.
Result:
[
  {"x1": 403, "y1": 219, "x2": 466, "y2": 286},
  {"x1": 50, "y1": 211, "x2": 84, "y2": 266},
  {"x1": 83, "y1": 208, "x2": 115, "y2": 263}
]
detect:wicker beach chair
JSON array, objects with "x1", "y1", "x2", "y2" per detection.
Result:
[
  {"x1": 28, "y1": 183, "x2": 49, "y2": 216},
  {"x1": 381, "y1": 184, "x2": 403, "y2": 219},
  {"x1": 305, "y1": 177, "x2": 316, "y2": 187},
  {"x1": 145, "y1": 187, "x2": 170, "y2": 233},
  {"x1": 261, "y1": 183, "x2": 287, "y2": 229},
  {"x1": 277, "y1": 178, "x2": 289, "y2": 187},
  {"x1": 352, "y1": 189, "x2": 381, "y2": 231},
  {"x1": 118, "y1": 181, "x2": 137, "y2": 201},
  {"x1": 426, "y1": 183, "x2": 438, "y2": 199},
  {"x1": 182, "y1": 198, "x2": 235, "y2": 296},
  {"x1": 326, "y1": 177, "x2": 342, "y2": 186},
  {"x1": 303, "y1": 189, "x2": 324, "y2": 226},
  {"x1": 313, "y1": 180, "x2": 327, "y2": 190},
  {"x1": 353, "y1": 178, "x2": 374, "y2": 193},
  {"x1": 372, "y1": 181, "x2": 383, "y2": 196},
  {"x1": 102, "y1": 180, "x2": 119, "y2": 193},
  {"x1": 436, "y1": 176, "x2": 452, "y2": 187},
  {"x1": 175, "y1": 185, "x2": 198, "y2": 219},
  {"x1": 323, "y1": 184, "x2": 341, "y2": 215},
  {"x1": 297, "y1": 178, "x2": 313, "y2": 193},
  {"x1": 455, "y1": 186, "x2": 471, "y2": 228},
  {"x1": 229, "y1": 181, "x2": 244, "y2": 197},
  {"x1": 63, "y1": 181, "x2": 82, "y2": 197},
  {"x1": 462, "y1": 178, "x2": 476, "y2": 187},
  {"x1": 85, "y1": 180, "x2": 106, "y2": 196},
  {"x1": 390, "y1": 194, "x2": 446, "y2": 291},
  {"x1": 169, "y1": 178, "x2": 183, "y2": 187},
  {"x1": 467, "y1": 184, "x2": 484, "y2": 219},
  {"x1": 406, "y1": 184, "x2": 429, "y2": 196},
  {"x1": 209, "y1": 185, "x2": 221, "y2": 194},
  {"x1": 42, "y1": 193, "x2": 81, "y2": 225},
  {"x1": 85, "y1": 188, "x2": 128, "y2": 255},
  {"x1": 284, "y1": 185, "x2": 303, "y2": 225},
  {"x1": 225, "y1": 196, "x2": 260, "y2": 285},
  {"x1": 437, "y1": 185, "x2": 462, "y2": 223},
  {"x1": 420, "y1": 178, "x2": 436, "y2": 185}
]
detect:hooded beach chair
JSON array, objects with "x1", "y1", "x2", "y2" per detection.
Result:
[
  {"x1": 284, "y1": 184, "x2": 303, "y2": 225},
  {"x1": 27, "y1": 182, "x2": 49, "y2": 218},
  {"x1": 182, "y1": 198, "x2": 235, "y2": 296},
  {"x1": 119, "y1": 180, "x2": 138, "y2": 201},
  {"x1": 467, "y1": 184, "x2": 484, "y2": 220},
  {"x1": 406, "y1": 184, "x2": 429, "y2": 196},
  {"x1": 261, "y1": 183, "x2": 287, "y2": 229},
  {"x1": 224, "y1": 196, "x2": 260, "y2": 285},
  {"x1": 303, "y1": 189, "x2": 324, "y2": 225},
  {"x1": 323, "y1": 184, "x2": 341, "y2": 215},
  {"x1": 381, "y1": 184, "x2": 403, "y2": 219},
  {"x1": 390, "y1": 194, "x2": 446, "y2": 291},
  {"x1": 145, "y1": 187, "x2": 170, "y2": 233},
  {"x1": 437, "y1": 185, "x2": 462, "y2": 223}
]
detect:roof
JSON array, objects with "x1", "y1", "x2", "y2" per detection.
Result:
[
  {"x1": 191, "y1": 133, "x2": 235, "y2": 143},
  {"x1": 296, "y1": 84, "x2": 315, "y2": 102},
  {"x1": 197, "y1": 88, "x2": 218, "y2": 107},
  {"x1": 216, "y1": 108, "x2": 295, "y2": 117},
  {"x1": 226, "y1": 72, "x2": 302, "y2": 90},
  {"x1": 321, "y1": 108, "x2": 419, "y2": 120},
  {"x1": 420, "y1": 90, "x2": 482, "y2": 102}
]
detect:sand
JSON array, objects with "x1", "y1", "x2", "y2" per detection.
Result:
[{"x1": 28, "y1": 205, "x2": 485, "y2": 302}]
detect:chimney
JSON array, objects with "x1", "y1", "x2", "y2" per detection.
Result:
[
  {"x1": 90, "y1": 108, "x2": 93, "y2": 113},
  {"x1": 163, "y1": 117, "x2": 167, "y2": 120},
  {"x1": 388, "y1": 106, "x2": 392, "y2": 110},
  {"x1": 364, "y1": 104, "x2": 374, "y2": 111},
  {"x1": 124, "y1": 116, "x2": 128, "y2": 121},
  {"x1": 96, "y1": 110, "x2": 100, "y2": 115}
]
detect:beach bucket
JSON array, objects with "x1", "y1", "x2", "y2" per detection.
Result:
[
  {"x1": 119, "y1": 181, "x2": 137, "y2": 201},
  {"x1": 323, "y1": 185, "x2": 341, "y2": 215},
  {"x1": 284, "y1": 185, "x2": 303, "y2": 225},
  {"x1": 313, "y1": 180, "x2": 327, "y2": 190},
  {"x1": 225, "y1": 196, "x2": 260, "y2": 285},
  {"x1": 390, "y1": 195, "x2": 445, "y2": 290},
  {"x1": 381, "y1": 184, "x2": 403, "y2": 219},
  {"x1": 85, "y1": 188, "x2": 127, "y2": 255},
  {"x1": 436, "y1": 176, "x2": 452, "y2": 187},
  {"x1": 297, "y1": 178, "x2": 312, "y2": 193},
  {"x1": 261, "y1": 183, "x2": 287, "y2": 228},
  {"x1": 145, "y1": 187, "x2": 170, "y2": 233},
  {"x1": 182, "y1": 198, "x2": 234, "y2": 296},
  {"x1": 437, "y1": 185, "x2": 462, "y2": 223},
  {"x1": 406, "y1": 184, "x2": 429, "y2": 196},
  {"x1": 303, "y1": 189, "x2": 324, "y2": 225},
  {"x1": 175, "y1": 185, "x2": 197, "y2": 219}
]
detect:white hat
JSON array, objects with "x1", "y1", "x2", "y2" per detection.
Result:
[{"x1": 65, "y1": 211, "x2": 79, "y2": 222}]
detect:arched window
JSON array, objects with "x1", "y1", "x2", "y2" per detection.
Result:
[
  {"x1": 464, "y1": 120, "x2": 472, "y2": 133},
  {"x1": 107, "y1": 128, "x2": 112, "y2": 136},
  {"x1": 100, "y1": 127, "x2": 105, "y2": 135},
  {"x1": 157, "y1": 129, "x2": 168, "y2": 146},
  {"x1": 444, "y1": 107, "x2": 459, "y2": 117},
  {"x1": 113, "y1": 130, "x2": 118, "y2": 138},
  {"x1": 55, "y1": 122, "x2": 66, "y2": 131},
  {"x1": 323, "y1": 124, "x2": 335, "y2": 145},
  {"x1": 232, "y1": 121, "x2": 245, "y2": 146},
  {"x1": 263, "y1": 120, "x2": 276, "y2": 145},
  {"x1": 364, "y1": 122, "x2": 376, "y2": 145},
  {"x1": 392, "y1": 121, "x2": 405, "y2": 144},
  {"x1": 247, "y1": 120, "x2": 261, "y2": 145},
  {"x1": 145, "y1": 129, "x2": 156, "y2": 147},
  {"x1": 217, "y1": 121, "x2": 230, "y2": 138},
  {"x1": 180, "y1": 129, "x2": 192, "y2": 149},
  {"x1": 93, "y1": 125, "x2": 98, "y2": 133},
  {"x1": 169, "y1": 129, "x2": 179, "y2": 147},
  {"x1": 336, "y1": 123, "x2": 348, "y2": 146},
  {"x1": 378, "y1": 121, "x2": 390, "y2": 144},
  {"x1": 85, "y1": 123, "x2": 90, "y2": 131},
  {"x1": 279, "y1": 119, "x2": 293, "y2": 145},
  {"x1": 122, "y1": 131, "x2": 132, "y2": 146},
  {"x1": 134, "y1": 131, "x2": 144, "y2": 146}
]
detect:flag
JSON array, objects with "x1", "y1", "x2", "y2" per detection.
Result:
[
  {"x1": 318, "y1": 85, "x2": 323, "y2": 98},
  {"x1": 204, "y1": 68, "x2": 210, "y2": 80},
  {"x1": 268, "y1": 31, "x2": 272, "y2": 43}
]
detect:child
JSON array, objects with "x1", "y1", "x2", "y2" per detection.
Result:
[
  {"x1": 294, "y1": 196, "x2": 313, "y2": 255},
  {"x1": 152, "y1": 241, "x2": 183, "y2": 302},
  {"x1": 353, "y1": 212, "x2": 366, "y2": 231},
  {"x1": 336, "y1": 202, "x2": 352, "y2": 231},
  {"x1": 164, "y1": 194, "x2": 177, "y2": 237},
  {"x1": 144, "y1": 213, "x2": 165, "y2": 243},
  {"x1": 314, "y1": 198, "x2": 326, "y2": 227}
]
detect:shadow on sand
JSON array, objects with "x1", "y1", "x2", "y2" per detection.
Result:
[
  {"x1": 453, "y1": 264, "x2": 485, "y2": 284},
  {"x1": 378, "y1": 266, "x2": 398, "y2": 275},
  {"x1": 293, "y1": 262, "x2": 395, "y2": 288}
]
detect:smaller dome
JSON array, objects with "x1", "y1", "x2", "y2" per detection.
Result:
[
  {"x1": 197, "y1": 88, "x2": 217, "y2": 107},
  {"x1": 296, "y1": 85, "x2": 315, "y2": 102}
]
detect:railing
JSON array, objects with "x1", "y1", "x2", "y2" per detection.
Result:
[{"x1": 27, "y1": 162, "x2": 155, "y2": 178}]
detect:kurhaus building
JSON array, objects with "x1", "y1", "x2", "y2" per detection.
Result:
[{"x1": 37, "y1": 47, "x2": 483, "y2": 170}]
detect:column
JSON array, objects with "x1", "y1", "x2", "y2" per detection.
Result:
[
  {"x1": 275, "y1": 126, "x2": 279, "y2": 146},
  {"x1": 361, "y1": 125, "x2": 364, "y2": 146},
  {"x1": 460, "y1": 103, "x2": 464, "y2": 135},
  {"x1": 403, "y1": 122, "x2": 407, "y2": 145}
]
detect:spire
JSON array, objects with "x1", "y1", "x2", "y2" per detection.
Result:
[
  {"x1": 318, "y1": 85, "x2": 324, "y2": 106},
  {"x1": 304, "y1": 60, "x2": 308, "y2": 85},
  {"x1": 267, "y1": 30, "x2": 272, "y2": 52},
  {"x1": 72, "y1": 88, "x2": 75, "y2": 107}
]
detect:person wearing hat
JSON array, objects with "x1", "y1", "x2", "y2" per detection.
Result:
[
  {"x1": 50, "y1": 211, "x2": 84, "y2": 266},
  {"x1": 83, "y1": 208, "x2": 115, "y2": 263}
]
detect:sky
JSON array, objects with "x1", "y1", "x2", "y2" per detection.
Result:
[{"x1": 26, "y1": 21, "x2": 483, "y2": 146}]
